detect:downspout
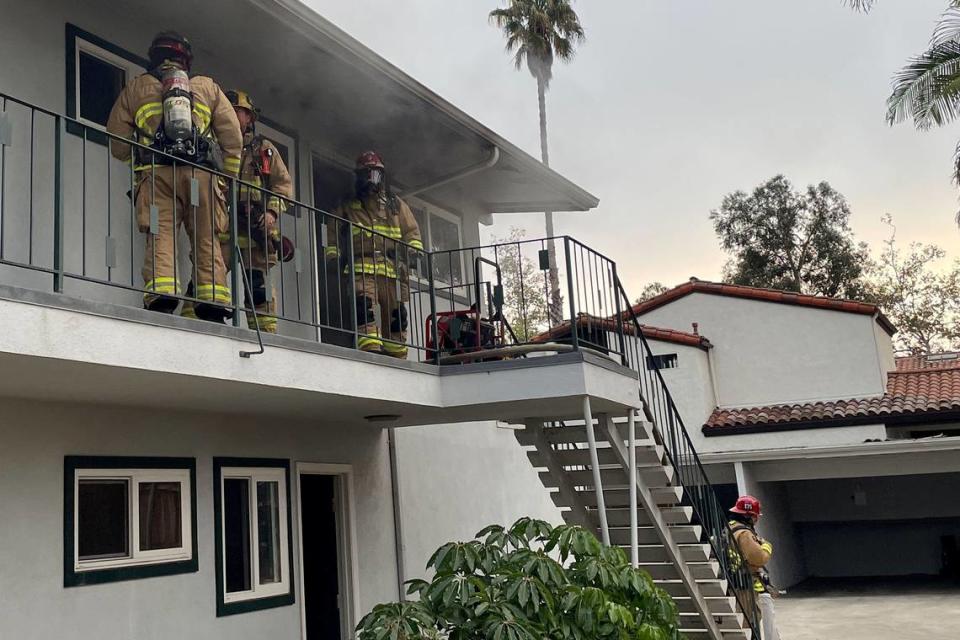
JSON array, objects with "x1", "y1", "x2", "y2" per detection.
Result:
[
  {"x1": 704, "y1": 342, "x2": 721, "y2": 409},
  {"x1": 387, "y1": 427, "x2": 407, "y2": 601},
  {"x1": 399, "y1": 146, "x2": 500, "y2": 198}
]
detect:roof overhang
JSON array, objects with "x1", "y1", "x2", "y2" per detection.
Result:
[{"x1": 243, "y1": 0, "x2": 600, "y2": 214}]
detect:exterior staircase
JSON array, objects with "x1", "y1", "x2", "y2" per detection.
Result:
[{"x1": 516, "y1": 415, "x2": 755, "y2": 639}]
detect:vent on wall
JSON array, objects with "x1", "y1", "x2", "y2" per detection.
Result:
[{"x1": 646, "y1": 353, "x2": 678, "y2": 371}]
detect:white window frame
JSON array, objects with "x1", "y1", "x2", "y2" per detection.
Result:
[
  {"x1": 219, "y1": 466, "x2": 292, "y2": 604},
  {"x1": 73, "y1": 467, "x2": 193, "y2": 572},
  {"x1": 73, "y1": 37, "x2": 145, "y2": 131},
  {"x1": 409, "y1": 200, "x2": 465, "y2": 287}
]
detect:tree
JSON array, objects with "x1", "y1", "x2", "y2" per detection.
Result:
[
  {"x1": 850, "y1": 1, "x2": 960, "y2": 213},
  {"x1": 490, "y1": 0, "x2": 585, "y2": 324},
  {"x1": 865, "y1": 216, "x2": 960, "y2": 354},
  {"x1": 489, "y1": 228, "x2": 551, "y2": 341},
  {"x1": 710, "y1": 175, "x2": 870, "y2": 298},
  {"x1": 634, "y1": 282, "x2": 668, "y2": 305},
  {"x1": 356, "y1": 518, "x2": 682, "y2": 640}
]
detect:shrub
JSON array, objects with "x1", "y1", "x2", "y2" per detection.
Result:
[{"x1": 357, "y1": 517, "x2": 682, "y2": 640}]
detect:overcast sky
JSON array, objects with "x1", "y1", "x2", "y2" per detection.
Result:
[{"x1": 310, "y1": 0, "x2": 960, "y2": 293}]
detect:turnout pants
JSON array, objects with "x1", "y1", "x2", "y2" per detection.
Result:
[
  {"x1": 759, "y1": 593, "x2": 780, "y2": 640},
  {"x1": 355, "y1": 273, "x2": 408, "y2": 358},
  {"x1": 137, "y1": 166, "x2": 230, "y2": 312},
  {"x1": 183, "y1": 238, "x2": 278, "y2": 332}
]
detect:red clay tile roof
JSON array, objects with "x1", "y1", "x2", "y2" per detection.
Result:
[
  {"x1": 633, "y1": 279, "x2": 897, "y2": 336},
  {"x1": 703, "y1": 353, "x2": 960, "y2": 434},
  {"x1": 531, "y1": 314, "x2": 712, "y2": 350}
]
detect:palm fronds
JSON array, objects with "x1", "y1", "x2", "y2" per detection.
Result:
[
  {"x1": 887, "y1": 41, "x2": 960, "y2": 129},
  {"x1": 489, "y1": 0, "x2": 584, "y2": 85}
]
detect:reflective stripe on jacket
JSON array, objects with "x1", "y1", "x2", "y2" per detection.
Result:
[
  {"x1": 106, "y1": 72, "x2": 243, "y2": 176},
  {"x1": 327, "y1": 195, "x2": 423, "y2": 266}
]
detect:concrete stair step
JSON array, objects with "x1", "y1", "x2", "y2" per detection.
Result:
[
  {"x1": 570, "y1": 485, "x2": 683, "y2": 508},
  {"x1": 654, "y1": 578, "x2": 728, "y2": 598},
  {"x1": 679, "y1": 612, "x2": 745, "y2": 631},
  {"x1": 632, "y1": 543, "x2": 711, "y2": 563},
  {"x1": 638, "y1": 560, "x2": 719, "y2": 580},
  {"x1": 672, "y1": 595, "x2": 737, "y2": 615},
  {"x1": 515, "y1": 420, "x2": 656, "y2": 446},
  {"x1": 606, "y1": 524, "x2": 702, "y2": 545},
  {"x1": 681, "y1": 630, "x2": 751, "y2": 640},
  {"x1": 602, "y1": 505, "x2": 692, "y2": 527},
  {"x1": 526, "y1": 443, "x2": 664, "y2": 468},
  {"x1": 541, "y1": 465, "x2": 674, "y2": 490}
]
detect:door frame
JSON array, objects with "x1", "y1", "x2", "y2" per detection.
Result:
[{"x1": 296, "y1": 462, "x2": 360, "y2": 640}]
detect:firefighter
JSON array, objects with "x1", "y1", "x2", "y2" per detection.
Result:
[
  {"x1": 182, "y1": 89, "x2": 293, "y2": 332},
  {"x1": 729, "y1": 495, "x2": 781, "y2": 640},
  {"x1": 107, "y1": 32, "x2": 242, "y2": 321},
  {"x1": 328, "y1": 152, "x2": 422, "y2": 358}
]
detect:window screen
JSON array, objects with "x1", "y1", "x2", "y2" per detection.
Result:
[{"x1": 78, "y1": 479, "x2": 129, "y2": 560}]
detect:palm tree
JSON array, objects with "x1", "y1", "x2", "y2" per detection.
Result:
[
  {"x1": 490, "y1": 0, "x2": 585, "y2": 325},
  {"x1": 885, "y1": 3, "x2": 960, "y2": 199}
]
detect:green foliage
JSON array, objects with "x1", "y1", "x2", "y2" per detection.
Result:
[
  {"x1": 864, "y1": 215, "x2": 960, "y2": 354},
  {"x1": 357, "y1": 518, "x2": 682, "y2": 640},
  {"x1": 710, "y1": 175, "x2": 869, "y2": 299},
  {"x1": 489, "y1": 228, "x2": 552, "y2": 341},
  {"x1": 489, "y1": 0, "x2": 585, "y2": 86}
]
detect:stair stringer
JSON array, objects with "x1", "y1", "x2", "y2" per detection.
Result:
[{"x1": 599, "y1": 415, "x2": 725, "y2": 640}]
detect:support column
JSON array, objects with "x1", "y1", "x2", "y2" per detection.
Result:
[{"x1": 583, "y1": 396, "x2": 610, "y2": 546}]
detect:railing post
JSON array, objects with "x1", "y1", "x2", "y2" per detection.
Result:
[
  {"x1": 612, "y1": 269, "x2": 628, "y2": 366},
  {"x1": 563, "y1": 237, "x2": 578, "y2": 352},
  {"x1": 53, "y1": 115, "x2": 65, "y2": 293},
  {"x1": 347, "y1": 221, "x2": 358, "y2": 350},
  {"x1": 229, "y1": 176, "x2": 241, "y2": 327},
  {"x1": 426, "y1": 250, "x2": 440, "y2": 364},
  {"x1": 628, "y1": 409, "x2": 638, "y2": 568}
]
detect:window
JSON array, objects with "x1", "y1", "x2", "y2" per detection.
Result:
[
  {"x1": 646, "y1": 353, "x2": 678, "y2": 370},
  {"x1": 64, "y1": 456, "x2": 197, "y2": 587},
  {"x1": 214, "y1": 458, "x2": 294, "y2": 616},
  {"x1": 66, "y1": 24, "x2": 147, "y2": 135},
  {"x1": 411, "y1": 204, "x2": 464, "y2": 285}
]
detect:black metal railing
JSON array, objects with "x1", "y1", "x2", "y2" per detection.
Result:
[
  {"x1": 0, "y1": 91, "x2": 432, "y2": 359},
  {"x1": 612, "y1": 278, "x2": 761, "y2": 636}
]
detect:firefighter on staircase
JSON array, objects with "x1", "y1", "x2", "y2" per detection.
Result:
[
  {"x1": 328, "y1": 152, "x2": 422, "y2": 358},
  {"x1": 729, "y1": 495, "x2": 781, "y2": 640}
]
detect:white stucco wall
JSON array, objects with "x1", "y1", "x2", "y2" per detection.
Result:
[
  {"x1": 637, "y1": 292, "x2": 892, "y2": 409},
  {"x1": 643, "y1": 339, "x2": 720, "y2": 451},
  {"x1": 0, "y1": 398, "x2": 401, "y2": 640},
  {"x1": 393, "y1": 422, "x2": 561, "y2": 580}
]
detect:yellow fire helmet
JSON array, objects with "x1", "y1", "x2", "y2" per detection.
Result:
[{"x1": 225, "y1": 89, "x2": 260, "y2": 121}]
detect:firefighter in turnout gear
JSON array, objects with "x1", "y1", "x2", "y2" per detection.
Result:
[
  {"x1": 729, "y1": 495, "x2": 781, "y2": 640},
  {"x1": 182, "y1": 90, "x2": 293, "y2": 332},
  {"x1": 107, "y1": 32, "x2": 242, "y2": 321},
  {"x1": 329, "y1": 151, "x2": 422, "y2": 358}
]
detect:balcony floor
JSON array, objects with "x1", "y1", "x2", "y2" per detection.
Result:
[{"x1": 0, "y1": 284, "x2": 641, "y2": 426}]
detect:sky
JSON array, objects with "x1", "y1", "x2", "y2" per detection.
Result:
[{"x1": 308, "y1": 0, "x2": 960, "y2": 294}]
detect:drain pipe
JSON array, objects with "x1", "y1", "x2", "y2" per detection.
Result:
[
  {"x1": 387, "y1": 427, "x2": 407, "y2": 601},
  {"x1": 399, "y1": 146, "x2": 500, "y2": 199}
]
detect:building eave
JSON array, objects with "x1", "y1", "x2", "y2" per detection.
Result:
[{"x1": 254, "y1": 0, "x2": 599, "y2": 212}]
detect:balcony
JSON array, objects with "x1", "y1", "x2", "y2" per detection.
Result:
[{"x1": 0, "y1": 92, "x2": 644, "y2": 425}]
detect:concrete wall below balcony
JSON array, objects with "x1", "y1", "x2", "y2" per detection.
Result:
[{"x1": 0, "y1": 399, "x2": 398, "y2": 639}]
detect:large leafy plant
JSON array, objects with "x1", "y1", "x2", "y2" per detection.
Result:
[{"x1": 357, "y1": 518, "x2": 682, "y2": 640}]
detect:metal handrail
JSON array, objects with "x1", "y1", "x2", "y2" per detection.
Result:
[{"x1": 613, "y1": 277, "x2": 761, "y2": 636}]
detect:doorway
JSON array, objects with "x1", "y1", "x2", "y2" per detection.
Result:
[{"x1": 299, "y1": 470, "x2": 349, "y2": 640}]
